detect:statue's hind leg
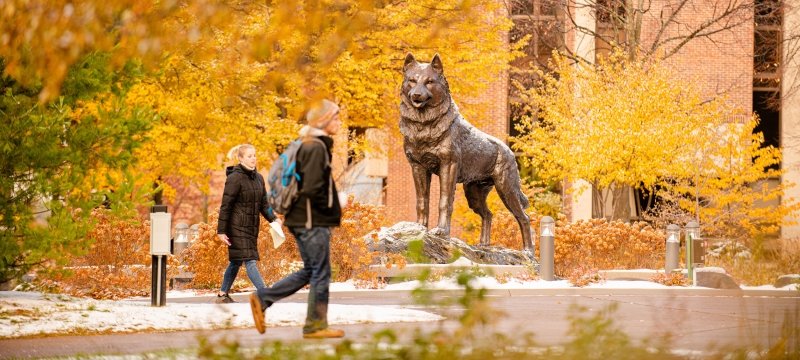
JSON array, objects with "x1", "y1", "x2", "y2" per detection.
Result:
[
  {"x1": 495, "y1": 179, "x2": 534, "y2": 252},
  {"x1": 464, "y1": 182, "x2": 493, "y2": 246}
]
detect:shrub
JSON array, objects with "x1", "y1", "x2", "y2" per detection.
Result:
[
  {"x1": 331, "y1": 197, "x2": 406, "y2": 284},
  {"x1": 706, "y1": 237, "x2": 800, "y2": 286},
  {"x1": 184, "y1": 199, "x2": 403, "y2": 291},
  {"x1": 651, "y1": 272, "x2": 689, "y2": 286},
  {"x1": 554, "y1": 218, "x2": 665, "y2": 278},
  {"x1": 34, "y1": 209, "x2": 179, "y2": 299}
]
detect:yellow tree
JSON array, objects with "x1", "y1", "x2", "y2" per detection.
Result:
[
  {"x1": 0, "y1": 0, "x2": 232, "y2": 102},
  {"x1": 663, "y1": 116, "x2": 800, "y2": 246},
  {"x1": 126, "y1": 0, "x2": 517, "y2": 218},
  {"x1": 511, "y1": 49, "x2": 729, "y2": 219},
  {"x1": 513, "y1": 48, "x2": 798, "y2": 242}
]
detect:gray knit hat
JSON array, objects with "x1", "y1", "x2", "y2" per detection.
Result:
[{"x1": 305, "y1": 99, "x2": 340, "y2": 129}]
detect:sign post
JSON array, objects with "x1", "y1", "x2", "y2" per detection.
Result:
[{"x1": 150, "y1": 205, "x2": 171, "y2": 306}]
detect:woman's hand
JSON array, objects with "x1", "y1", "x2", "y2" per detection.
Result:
[{"x1": 218, "y1": 234, "x2": 231, "y2": 246}]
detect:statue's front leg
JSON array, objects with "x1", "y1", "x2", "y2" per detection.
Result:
[
  {"x1": 431, "y1": 162, "x2": 458, "y2": 237},
  {"x1": 411, "y1": 163, "x2": 431, "y2": 227}
]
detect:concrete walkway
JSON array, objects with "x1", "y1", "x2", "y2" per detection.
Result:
[{"x1": 0, "y1": 287, "x2": 797, "y2": 359}]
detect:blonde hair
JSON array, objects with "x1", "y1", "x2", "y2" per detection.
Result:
[{"x1": 226, "y1": 144, "x2": 256, "y2": 164}]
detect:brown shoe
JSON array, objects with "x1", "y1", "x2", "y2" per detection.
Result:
[
  {"x1": 303, "y1": 328, "x2": 345, "y2": 339},
  {"x1": 249, "y1": 292, "x2": 266, "y2": 334}
]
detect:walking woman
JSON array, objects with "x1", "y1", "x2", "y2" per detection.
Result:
[{"x1": 216, "y1": 144, "x2": 278, "y2": 303}]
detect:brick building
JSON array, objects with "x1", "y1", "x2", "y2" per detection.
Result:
[{"x1": 380, "y1": 0, "x2": 800, "y2": 239}]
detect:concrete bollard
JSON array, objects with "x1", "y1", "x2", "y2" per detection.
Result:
[
  {"x1": 173, "y1": 222, "x2": 189, "y2": 257},
  {"x1": 539, "y1": 216, "x2": 555, "y2": 281},
  {"x1": 665, "y1": 224, "x2": 680, "y2": 274}
]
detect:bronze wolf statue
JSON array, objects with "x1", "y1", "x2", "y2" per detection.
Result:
[{"x1": 399, "y1": 53, "x2": 534, "y2": 251}]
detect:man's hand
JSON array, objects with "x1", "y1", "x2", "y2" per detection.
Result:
[{"x1": 218, "y1": 234, "x2": 231, "y2": 246}]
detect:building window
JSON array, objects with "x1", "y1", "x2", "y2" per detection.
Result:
[
  {"x1": 754, "y1": 0, "x2": 782, "y2": 91},
  {"x1": 595, "y1": 0, "x2": 627, "y2": 58},
  {"x1": 753, "y1": 0, "x2": 781, "y2": 172},
  {"x1": 508, "y1": 0, "x2": 564, "y2": 141}
]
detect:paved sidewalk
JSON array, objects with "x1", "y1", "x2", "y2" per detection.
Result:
[{"x1": 1, "y1": 287, "x2": 797, "y2": 359}]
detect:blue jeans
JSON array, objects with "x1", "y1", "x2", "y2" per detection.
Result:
[
  {"x1": 220, "y1": 259, "x2": 266, "y2": 293},
  {"x1": 255, "y1": 226, "x2": 331, "y2": 333}
]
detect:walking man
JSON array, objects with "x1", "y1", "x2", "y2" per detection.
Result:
[{"x1": 250, "y1": 99, "x2": 345, "y2": 338}]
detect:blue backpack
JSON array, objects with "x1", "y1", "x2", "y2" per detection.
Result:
[{"x1": 267, "y1": 137, "x2": 329, "y2": 215}]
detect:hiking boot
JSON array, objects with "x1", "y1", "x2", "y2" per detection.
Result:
[
  {"x1": 249, "y1": 292, "x2": 266, "y2": 334},
  {"x1": 215, "y1": 293, "x2": 235, "y2": 304},
  {"x1": 303, "y1": 328, "x2": 345, "y2": 339}
]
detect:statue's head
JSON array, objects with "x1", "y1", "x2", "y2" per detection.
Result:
[{"x1": 401, "y1": 53, "x2": 450, "y2": 111}]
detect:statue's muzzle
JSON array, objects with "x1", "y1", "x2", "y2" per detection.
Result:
[{"x1": 409, "y1": 90, "x2": 430, "y2": 108}]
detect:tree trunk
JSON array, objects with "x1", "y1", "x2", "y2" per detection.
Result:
[{"x1": 611, "y1": 185, "x2": 632, "y2": 221}]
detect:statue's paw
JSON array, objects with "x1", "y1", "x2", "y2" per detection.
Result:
[{"x1": 429, "y1": 227, "x2": 449, "y2": 238}]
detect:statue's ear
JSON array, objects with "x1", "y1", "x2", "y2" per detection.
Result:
[
  {"x1": 403, "y1": 53, "x2": 417, "y2": 72},
  {"x1": 431, "y1": 54, "x2": 443, "y2": 74}
]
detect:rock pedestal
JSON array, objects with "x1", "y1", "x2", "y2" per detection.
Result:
[{"x1": 365, "y1": 222, "x2": 538, "y2": 267}]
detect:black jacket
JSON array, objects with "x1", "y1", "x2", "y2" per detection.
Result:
[
  {"x1": 284, "y1": 135, "x2": 342, "y2": 228},
  {"x1": 217, "y1": 164, "x2": 276, "y2": 261}
]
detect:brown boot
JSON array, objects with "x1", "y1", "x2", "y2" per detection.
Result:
[
  {"x1": 249, "y1": 292, "x2": 266, "y2": 334},
  {"x1": 303, "y1": 328, "x2": 345, "y2": 339}
]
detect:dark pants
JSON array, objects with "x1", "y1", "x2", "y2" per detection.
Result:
[{"x1": 255, "y1": 226, "x2": 331, "y2": 333}]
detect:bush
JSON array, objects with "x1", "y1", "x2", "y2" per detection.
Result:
[
  {"x1": 331, "y1": 197, "x2": 406, "y2": 285},
  {"x1": 554, "y1": 218, "x2": 665, "y2": 278},
  {"x1": 34, "y1": 209, "x2": 180, "y2": 299},
  {"x1": 706, "y1": 237, "x2": 800, "y2": 286},
  {"x1": 184, "y1": 199, "x2": 404, "y2": 291}
]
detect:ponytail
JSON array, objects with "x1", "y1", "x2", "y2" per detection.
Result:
[{"x1": 226, "y1": 144, "x2": 255, "y2": 164}]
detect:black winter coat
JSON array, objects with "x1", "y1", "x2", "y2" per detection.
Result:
[
  {"x1": 284, "y1": 135, "x2": 342, "y2": 228},
  {"x1": 217, "y1": 165, "x2": 276, "y2": 261}
]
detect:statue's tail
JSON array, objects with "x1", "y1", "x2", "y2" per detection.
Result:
[{"x1": 518, "y1": 190, "x2": 530, "y2": 209}]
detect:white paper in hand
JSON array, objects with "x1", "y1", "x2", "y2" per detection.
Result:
[{"x1": 269, "y1": 221, "x2": 286, "y2": 249}]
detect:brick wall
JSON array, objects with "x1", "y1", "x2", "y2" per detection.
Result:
[{"x1": 643, "y1": 0, "x2": 753, "y2": 112}]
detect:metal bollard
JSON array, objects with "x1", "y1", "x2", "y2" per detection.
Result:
[
  {"x1": 539, "y1": 216, "x2": 555, "y2": 281},
  {"x1": 173, "y1": 222, "x2": 189, "y2": 257},
  {"x1": 665, "y1": 224, "x2": 680, "y2": 274},
  {"x1": 685, "y1": 221, "x2": 700, "y2": 284},
  {"x1": 189, "y1": 224, "x2": 200, "y2": 242}
]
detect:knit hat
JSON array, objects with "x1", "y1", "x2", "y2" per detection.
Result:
[{"x1": 305, "y1": 99, "x2": 339, "y2": 129}]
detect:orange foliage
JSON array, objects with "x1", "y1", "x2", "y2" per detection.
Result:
[
  {"x1": 184, "y1": 199, "x2": 403, "y2": 291},
  {"x1": 35, "y1": 209, "x2": 180, "y2": 299},
  {"x1": 651, "y1": 272, "x2": 689, "y2": 287},
  {"x1": 332, "y1": 197, "x2": 406, "y2": 285},
  {"x1": 554, "y1": 218, "x2": 665, "y2": 277}
]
